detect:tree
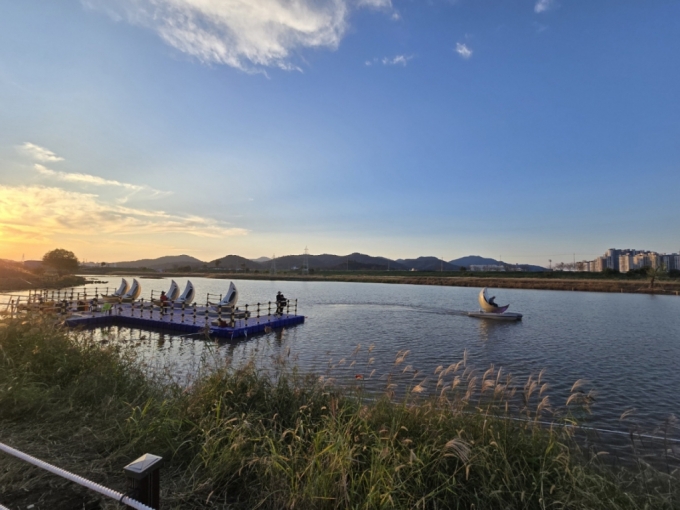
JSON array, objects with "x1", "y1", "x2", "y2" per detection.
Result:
[
  {"x1": 647, "y1": 264, "x2": 667, "y2": 290},
  {"x1": 42, "y1": 249, "x2": 79, "y2": 276}
]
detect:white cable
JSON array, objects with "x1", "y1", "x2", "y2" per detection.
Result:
[{"x1": 0, "y1": 442, "x2": 154, "y2": 510}]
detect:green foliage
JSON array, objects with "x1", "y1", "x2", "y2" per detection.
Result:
[
  {"x1": 1, "y1": 321, "x2": 678, "y2": 509},
  {"x1": 42, "y1": 248, "x2": 79, "y2": 276}
]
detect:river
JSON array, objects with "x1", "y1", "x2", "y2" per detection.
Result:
[{"x1": 61, "y1": 276, "x2": 680, "y2": 457}]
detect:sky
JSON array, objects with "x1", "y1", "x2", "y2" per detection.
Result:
[{"x1": 0, "y1": 0, "x2": 678, "y2": 265}]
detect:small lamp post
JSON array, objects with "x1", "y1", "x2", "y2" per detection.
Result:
[{"x1": 123, "y1": 453, "x2": 163, "y2": 509}]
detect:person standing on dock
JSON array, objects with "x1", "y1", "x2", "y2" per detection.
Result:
[
  {"x1": 276, "y1": 291, "x2": 286, "y2": 317},
  {"x1": 160, "y1": 290, "x2": 168, "y2": 314}
]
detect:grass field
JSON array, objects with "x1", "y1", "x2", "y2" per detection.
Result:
[{"x1": 1, "y1": 317, "x2": 679, "y2": 509}]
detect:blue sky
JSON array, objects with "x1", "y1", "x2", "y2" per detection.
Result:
[{"x1": 0, "y1": 0, "x2": 678, "y2": 265}]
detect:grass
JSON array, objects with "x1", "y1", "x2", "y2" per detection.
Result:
[{"x1": 1, "y1": 317, "x2": 679, "y2": 509}]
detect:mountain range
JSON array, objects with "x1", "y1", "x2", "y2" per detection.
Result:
[{"x1": 105, "y1": 253, "x2": 546, "y2": 272}]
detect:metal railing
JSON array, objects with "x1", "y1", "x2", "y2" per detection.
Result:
[{"x1": 0, "y1": 441, "x2": 161, "y2": 509}]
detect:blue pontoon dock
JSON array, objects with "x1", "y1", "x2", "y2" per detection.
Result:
[{"x1": 63, "y1": 303, "x2": 304, "y2": 339}]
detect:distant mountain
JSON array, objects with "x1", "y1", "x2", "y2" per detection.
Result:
[
  {"x1": 449, "y1": 255, "x2": 546, "y2": 272},
  {"x1": 114, "y1": 255, "x2": 206, "y2": 270},
  {"x1": 273, "y1": 252, "x2": 405, "y2": 271},
  {"x1": 108, "y1": 252, "x2": 546, "y2": 273},
  {"x1": 210, "y1": 255, "x2": 261, "y2": 270},
  {"x1": 449, "y1": 255, "x2": 500, "y2": 267},
  {"x1": 396, "y1": 257, "x2": 459, "y2": 272}
]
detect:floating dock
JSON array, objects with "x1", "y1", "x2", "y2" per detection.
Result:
[{"x1": 64, "y1": 303, "x2": 304, "y2": 339}]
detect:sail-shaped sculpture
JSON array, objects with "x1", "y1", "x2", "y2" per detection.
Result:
[
  {"x1": 165, "y1": 280, "x2": 180, "y2": 301},
  {"x1": 467, "y1": 287, "x2": 522, "y2": 321},
  {"x1": 100, "y1": 279, "x2": 129, "y2": 302},
  {"x1": 175, "y1": 280, "x2": 195, "y2": 305},
  {"x1": 121, "y1": 279, "x2": 141, "y2": 302},
  {"x1": 478, "y1": 288, "x2": 509, "y2": 314},
  {"x1": 210, "y1": 282, "x2": 238, "y2": 309}
]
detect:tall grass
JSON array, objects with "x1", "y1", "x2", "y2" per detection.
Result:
[{"x1": 1, "y1": 317, "x2": 678, "y2": 509}]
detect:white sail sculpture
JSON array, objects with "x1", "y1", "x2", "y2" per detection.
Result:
[
  {"x1": 467, "y1": 287, "x2": 523, "y2": 321},
  {"x1": 120, "y1": 279, "x2": 142, "y2": 302},
  {"x1": 152, "y1": 280, "x2": 180, "y2": 306},
  {"x1": 100, "y1": 279, "x2": 129, "y2": 302},
  {"x1": 209, "y1": 282, "x2": 238, "y2": 310},
  {"x1": 174, "y1": 280, "x2": 195, "y2": 305},
  {"x1": 478, "y1": 288, "x2": 509, "y2": 313}
]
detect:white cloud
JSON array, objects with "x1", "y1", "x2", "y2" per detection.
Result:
[
  {"x1": 0, "y1": 185, "x2": 247, "y2": 241},
  {"x1": 18, "y1": 142, "x2": 64, "y2": 163},
  {"x1": 356, "y1": 0, "x2": 392, "y2": 7},
  {"x1": 84, "y1": 0, "x2": 396, "y2": 72},
  {"x1": 33, "y1": 163, "x2": 169, "y2": 199},
  {"x1": 365, "y1": 54, "x2": 413, "y2": 67},
  {"x1": 535, "y1": 0, "x2": 556, "y2": 13},
  {"x1": 381, "y1": 54, "x2": 413, "y2": 66},
  {"x1": 455, "y1": 42, "x2": 472, "y2": 59},
  {"x1": 18, "y1": 142, "x2": 169, "y2": 200},
  {"x1": 34, "y1": 164, "x2": 142, "y2": 191}
]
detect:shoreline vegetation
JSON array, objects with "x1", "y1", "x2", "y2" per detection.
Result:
[
  {"x1": 80, "y1": 269, "x2": 680, "y2": 296},
  {"x1": 0, "y1": 260, "x2": 86, "y2": 293},
  {"x1": 1, "y1": 318, "x2": 679, "y2": 509},
  {"x1": 0, "y1": 275, "x2": 86, "y2": 293}
]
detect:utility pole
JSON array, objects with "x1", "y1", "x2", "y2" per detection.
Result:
[{"x1": 302, "y1": 247, "x2": 309, "y2": 275}]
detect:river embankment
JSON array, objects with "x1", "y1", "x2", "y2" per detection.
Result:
[
  {"x1": 140, "y1": 272, "x2": 680, "y2": 295},
  {"x1": 1, "y1": 318, "x2": 678, "y2": 509}
]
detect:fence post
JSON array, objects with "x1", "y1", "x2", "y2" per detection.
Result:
[
  {"x1": 295, "y1": 299, "x2": 297, "y2": 315},
  {"x1": 193, "y1": 303, "x2": 196, "y2": 325},
  {"x1": 244, "y1": 304, "x2": 248, "y2": 327},
  {"x1": 181, "y1": 302, "x2": 185, "y2": 323},
  {"x1": 286, "y1": 299, "x2": 290, "y2": 316},
  {"x1": 123, "y1": 453, "x2": 163, "y2": 510},
  {"x1": 257, "y1": 303, "x2": 260, "y2": 324}
]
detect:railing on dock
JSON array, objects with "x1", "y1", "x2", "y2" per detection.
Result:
[
  {"x1": 0, "y1": 441, "x2": 162, "y2": 509},
  {"x1": 1, "y1": 291, "x2": 300, "y2": 332}
]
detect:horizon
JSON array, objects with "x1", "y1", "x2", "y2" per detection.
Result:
[{"x1": 1, "y1": 1, "x2": 679, "y2": 265}]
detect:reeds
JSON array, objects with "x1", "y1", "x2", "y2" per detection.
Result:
[{"x1": 1, "y1": 317, "x2": 678, "y2": 509}]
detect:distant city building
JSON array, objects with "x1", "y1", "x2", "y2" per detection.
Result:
[
  {"x1": 578, "y1": 248, "x2": 679, "y2": 273},
  {"x1": 618, "y1": 254, "x2": 634, "y2": 273},
  {"x1": 23, "y1": 260, "x2": 43, "y2": 269},
  {"x1": 605, "y1": 249, "x2": 620, "y2": 271},
  {"x1": 469, "y1": 265, "x2": 506, "y2": 272}
]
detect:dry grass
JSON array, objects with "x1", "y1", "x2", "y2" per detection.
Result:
[
  {"x1": 1, "y1": 318, "x2": 679, "y2": 509},
  {"x1": 198, "y1": 272, "x2": 680, "y2": 295}
]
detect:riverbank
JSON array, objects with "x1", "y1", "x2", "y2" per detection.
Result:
[
  {"x1": 205, "y1": 273, "x2": 680, "y2": 295},
  {"x1": 80, "y1": 269, "x2": 680, "y2": 295},
  {"x1": 0, "y1": 275, "x2": 86, "y2": 293},
  {"x1": 1, "y1": 318, "x2": 678, "y2": 509}
]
